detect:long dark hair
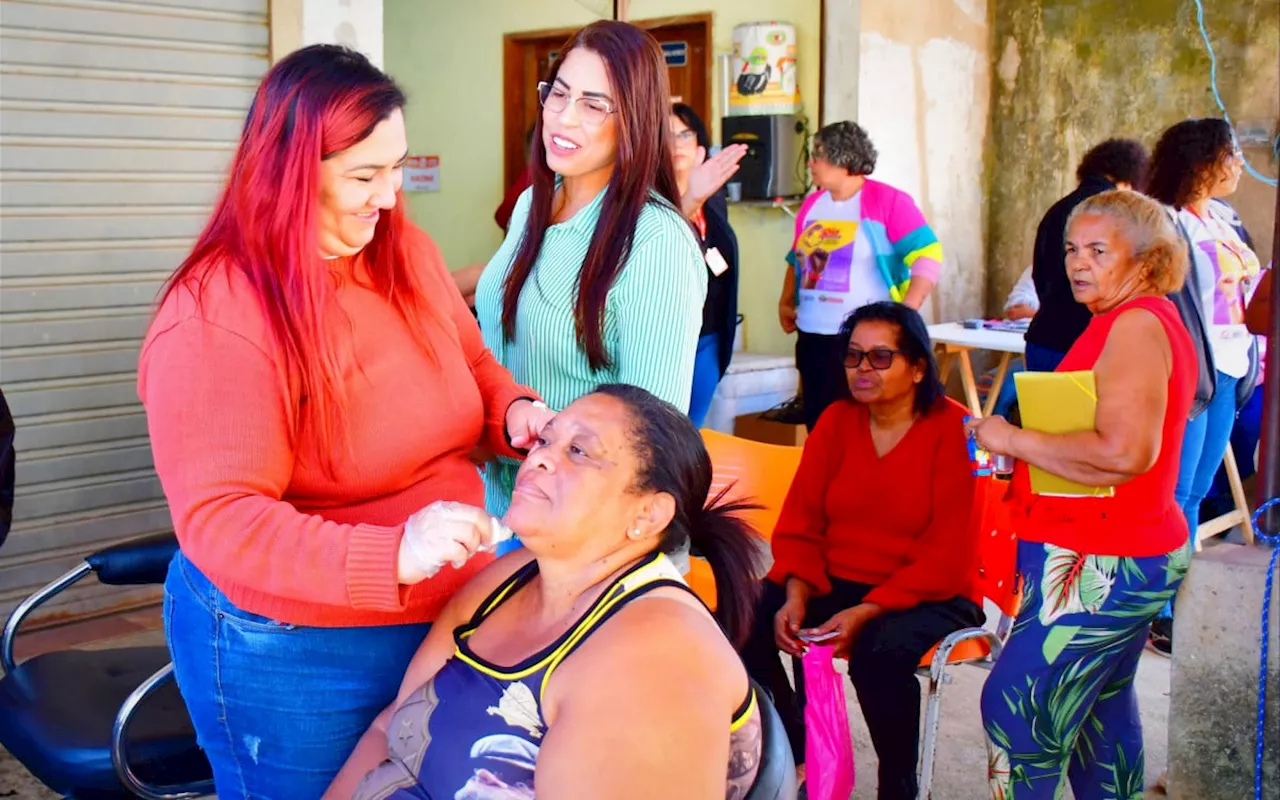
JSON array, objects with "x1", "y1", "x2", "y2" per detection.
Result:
[
  {"x1": 838, "y1": 302, "x2": 944, "y2": 417},
  {"x1": 1146, "y1": 118, "x2": 1235, "y2": 208},
  {"x1": 594, "y1": 384, "x2": 764, "y2": 646},
  {"x1": 502, "y1": 21, "x2": 682, "y2": 371},
  {"x1": 671, "y1": 102, "x2": 711, "y2": 151}
]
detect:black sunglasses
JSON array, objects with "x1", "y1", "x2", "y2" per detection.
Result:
[{"x1": 844, "y1": 347, "x2": 904, "y2": 370}]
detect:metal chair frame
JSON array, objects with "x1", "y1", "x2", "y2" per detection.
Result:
[
  {"x1": 914, "y1": 604, "x2": 1017, "y2": 800},
  {"x1": 2, "y1": 561, "x2": 212, "y2": 800}
]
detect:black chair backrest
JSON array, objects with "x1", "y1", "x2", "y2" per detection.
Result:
[
  {"x1": 746, "y1": 679, "x2": 798, "y2": 800},
  {"x1": 85, "y1": 532, "x2": 181, "y2": 586},
  {"x1": 0, "y1": 387, "x2": 14, "y2": 550}
]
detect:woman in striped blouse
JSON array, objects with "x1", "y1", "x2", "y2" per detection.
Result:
[{"x1": 476, "y1": 21, "x2": 716, "y2": 524}]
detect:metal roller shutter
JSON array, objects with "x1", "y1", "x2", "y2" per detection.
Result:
[{"x1": 0, "y1": 0, "x2": 269, "y2": 625}]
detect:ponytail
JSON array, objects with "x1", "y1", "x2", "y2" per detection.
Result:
[
  {"x1": 681, "y1": 487, "x2": 765, "y2": 647},
  {"x1": 589, "y1": 383, "x2": 767, "y2": 647}
]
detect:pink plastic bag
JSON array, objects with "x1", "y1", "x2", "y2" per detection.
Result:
[{"x1": 802, "y1": 645, "x2": 856, "y2": 800}]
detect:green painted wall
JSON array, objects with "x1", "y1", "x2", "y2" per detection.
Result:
[
  {"x1": 384, "y1": 0, "x2": 821, "y2": 357},
  {"x1": 987, "y1": 0, "x2": 1279, "y2": 312}
]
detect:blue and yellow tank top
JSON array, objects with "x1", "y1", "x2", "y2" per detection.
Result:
[{"x1": 354, "y1": 552, "x2": 760, "y2": 799}]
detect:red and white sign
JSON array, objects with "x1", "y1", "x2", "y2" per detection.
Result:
[{"x1": 404, "y1": 155, "x2": 439, "y2": 192}]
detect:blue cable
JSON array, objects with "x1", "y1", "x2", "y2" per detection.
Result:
[
  {"x1": 1192, "y1": 0, "x2": 1279, "y2": 187},
  {"x1": 1252, "y1": 497, "x2": 1279, "y2": 800}
]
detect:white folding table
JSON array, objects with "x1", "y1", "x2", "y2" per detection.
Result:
[{"x1": 926, "y1": 322, "x2": 1026, "y2": 417}]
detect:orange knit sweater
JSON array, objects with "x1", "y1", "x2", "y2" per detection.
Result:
[{"x1": 138, "y1": 226, "x2": 534, "y2": 627}]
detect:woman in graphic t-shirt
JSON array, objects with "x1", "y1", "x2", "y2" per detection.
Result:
[
  {"x1": 1144, "y1": 118, "x2": 1266, "y2": 655},
  {"x1": 1148, "y1": 120, "x2": 1263, "y2": 525},
  {"x1": 776, "y1": 121, "x2": 944, "y2": 431}
]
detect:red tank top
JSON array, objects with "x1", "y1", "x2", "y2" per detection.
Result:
[{"x1": 1012, "y1": 295, "x2": 1196, "y2": 557}]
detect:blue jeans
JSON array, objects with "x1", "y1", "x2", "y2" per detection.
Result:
[
  {"x1": 1160, "y1": 371, "x2": 1239, "y2": 619},
  {"x1": 1175, "y1": 371, "x2": 1240, "y2": 543},
  {"x1": 689, "y1": 332, "x2": 722, "y2": 428},
  {"x1": 1209, "y1": 384, "x2": 1262, "y2": 497},
  {"x1": 987, "y1": 361, "x2": 1025, "y2": 418},
  {"x1": 1024, "y1": 342, "x2": 1067, "y2": 373},
  {"x1": 163, "y1": 553, "x2": 429, "y2": 799}
]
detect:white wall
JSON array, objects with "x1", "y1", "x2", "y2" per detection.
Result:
[
  {"x1": 271, "y1": 0, "x2": 384, "y2": 67},
  {"x1": 856, "y1": 0, "x2": 991, "y2": 322},
  {"x1": 303, "y1": 0, "x2": 384, "y2": 67}
]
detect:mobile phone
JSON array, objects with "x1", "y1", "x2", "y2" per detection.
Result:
[{"x1": 797, "y1": 630, "x2": 839, "y2": 643}]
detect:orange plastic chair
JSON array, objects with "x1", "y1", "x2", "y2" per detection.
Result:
[
  {"x1": 685, "y1": 429, "x2": 804, "y2": 610},
  {"x1": 914, "y1": 473, "x2": 1021, "y2": 799}
]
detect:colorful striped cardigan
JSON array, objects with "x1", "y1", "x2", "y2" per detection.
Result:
[{"x1": 789, "y1": 179, "x2": 943, "y2": 303}]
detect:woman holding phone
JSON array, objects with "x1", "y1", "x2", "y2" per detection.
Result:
[{"x1": 739, "y1": 302, "x2": 982, "y2": 800}]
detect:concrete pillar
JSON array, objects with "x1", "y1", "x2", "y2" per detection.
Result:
[
  {"x1": 270, "y1": 0, "x2": 383, "y2": 67},
  {"x1": 828, "y1": 0, "x2": 990, "y2": 324},
  {"x1": 820, "y1": 0, "x2": 860, "y2": 125},
  {"x1": 1168, "y1": 543, "x2": 1279, "y2": 800}
]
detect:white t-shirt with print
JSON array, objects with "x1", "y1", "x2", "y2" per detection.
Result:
[
  {"x1": 1178, "y1": 205, "x2": 1261, "y2": 379},
  {"x1": 794, "y1": 191, "x2": 888, "y2": 336}
]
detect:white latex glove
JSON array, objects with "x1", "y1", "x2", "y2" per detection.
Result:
[{"x1": 396, "y1": 501, "x2": 515, "y2": 585}]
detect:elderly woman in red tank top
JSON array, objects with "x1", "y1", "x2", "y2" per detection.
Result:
[{"x1": 967, "y1": 190, "x2": 1196, "y2": 799}]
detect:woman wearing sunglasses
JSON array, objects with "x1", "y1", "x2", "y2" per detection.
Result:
[
  {"x1": 739, "y1": 301, "x2": 983, "y2": 800},
  {"x1": 475, "y1": 22, "x2": 743, "y2": 537}
]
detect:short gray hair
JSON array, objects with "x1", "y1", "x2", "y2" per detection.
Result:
[
  {"x1": 1067, "y1": 189, "x2": 1188, "y2": 295},
  {"x1": 812, "y1": 121, "x2": 877, "y2": 176}
]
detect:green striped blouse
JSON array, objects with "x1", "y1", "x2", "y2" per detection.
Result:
[{"x1": 475, "y1": 185, "x2": 707, "y2": 518}]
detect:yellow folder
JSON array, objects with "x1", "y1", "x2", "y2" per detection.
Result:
[{"x1": 1013, "y1": 370, "x2": 1115, "y2": 498}]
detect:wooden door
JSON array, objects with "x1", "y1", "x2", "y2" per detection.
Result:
[
  {"x1": 646, "y1": 22, "x2": 708, "y2": 119},
  {"x1": 502, "y1": 16, "x2": 711, "y2": 191}
]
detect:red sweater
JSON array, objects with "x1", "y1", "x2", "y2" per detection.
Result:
[
  {"x1": 495, "y1": 166, "x2": 533, "y2": 232},
  {"x1": 767, "y1": 399, "x2": 980, "y2": 611},
  {"x1": 138, "y1": 226, "x2": 534, "y2": 627}
]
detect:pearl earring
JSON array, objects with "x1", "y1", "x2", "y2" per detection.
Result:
[{"x1": 628, "y1": 528, "x2": 642, "y2": 540}]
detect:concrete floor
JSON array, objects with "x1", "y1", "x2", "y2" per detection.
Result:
[
  {"x1": 0, "y1": 613, "x2": 1174, "y2": 799},
  {"x1": 843, "y1": 652, "x2": 1172, "y2": 798}
]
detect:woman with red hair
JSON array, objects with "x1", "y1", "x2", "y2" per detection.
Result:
[{"x1": 138, "y1": 45, "x2": 551, "y2": 796}]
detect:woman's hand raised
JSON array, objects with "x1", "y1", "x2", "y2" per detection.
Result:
[{"x1": 681, "y1": 143, "x2": 748, "y2": 217}]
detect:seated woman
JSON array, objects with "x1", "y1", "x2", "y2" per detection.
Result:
[
  {"x1": 740, "y1": 301, "x2": 983, "y2": 800},
  {"x1": 967, "y1": 189, "x2": 1195, "y2": 799},
  {"x1": 326, "y1": 384, "x2": 767, "y2": 799}
]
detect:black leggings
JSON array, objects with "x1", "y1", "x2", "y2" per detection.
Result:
[
  {"x1": 795, "y1": 331, "x2": 849, "y2": 432},
  {"x1": 739, "y1": 578, "x2": 984, "y2": 800}
]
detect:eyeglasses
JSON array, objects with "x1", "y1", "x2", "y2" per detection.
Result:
[
  {"x1": 844, "y1": 347, "x2": 903, "y2": 370},
  {"x1": 672, "y1": 129, "x2": 697, "y2": 143},
  {"x1": 538, "y1": 81, "x2": 616, "y2": 126}
]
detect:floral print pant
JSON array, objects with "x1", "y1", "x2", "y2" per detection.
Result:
[{"x1": 981, "y1": 539, "x2": 1190, "y2": 799}]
